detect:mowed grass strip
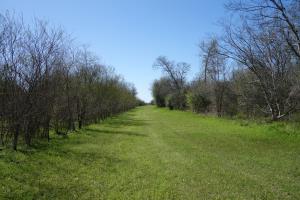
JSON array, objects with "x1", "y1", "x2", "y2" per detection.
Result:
[{"x1": 0, "y1": 106, "x2": 300, "y2": 199}]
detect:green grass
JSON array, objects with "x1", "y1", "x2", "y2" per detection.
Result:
[{"x1": 1, "y1": 106, "x2": 300, "y2": 199}]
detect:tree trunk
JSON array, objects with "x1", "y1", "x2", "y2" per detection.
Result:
[
  {"x1": 78, "y1": 119, "x2": 82, "y2": 129},
  {"x1": 43, "y1": 117, "x2": 50, "y2": 141},
  {"x1": 25, "y1": 124, "x2": 32, "y2": 147},
  {"x1": 12, "y1": 124, "x2": 20, "y2": 151},
  {"x1": 68, "y1": 118, "x2": 75, "y2": 131}
]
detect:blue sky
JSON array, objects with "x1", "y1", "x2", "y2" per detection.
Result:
[{"x1": 1, "y1": 0, "x2": 227, "y2": 102}]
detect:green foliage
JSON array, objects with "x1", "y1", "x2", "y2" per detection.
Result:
[
  {"x1": 165, "y1": 92, "x2": 187, "y2": 110},
  {"x1": 136, "y1": 99, "x2": 147, "y2": 106},
  {"x1": 187, "y1": 89, "x2": 211, "y2": 113},
  {"x1": 1, "y1": 106, "x2": 300, "y2": 199},
  {"x1": 151, "y1": 77, "x2": 171, "y2": 107},
  {"x1": 152, "y1": 57, "x2": 190, "y2": 110},
  {"x1": 221, "y1": 81, "x2": 239, "y2": 116}
]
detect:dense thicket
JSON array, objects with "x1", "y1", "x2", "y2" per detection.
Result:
[
  {"x1": 0, "y1": 13, "x2": 138, "y2": 150},
  {"x1": 152, "y1": 0, "x2": 300, "y2": 121}
]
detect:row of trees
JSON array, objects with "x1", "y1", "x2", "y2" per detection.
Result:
[
  {"x1": 0, "y1": 13, "x2": 138, "y2": 150},
  {"x1": 152, "y1": 0, "x2": 300, "y2": 121}
]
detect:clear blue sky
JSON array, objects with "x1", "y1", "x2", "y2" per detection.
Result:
[{"x1": 1, "y1": 0, "x2": 227, "y2": 102}]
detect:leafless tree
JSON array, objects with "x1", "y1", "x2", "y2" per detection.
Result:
[
  {"x1": 199, "y1": 38, "x2": 230, "y2": 116},
  {"x1": 199, "y1": 38, "x2": 227, "y2": 83},
  {"x1": 0, "y1": 12, "x2": 139, "y2": 150},
  {"x1": 153, "y1": 56, "x2": 190, "y2": 109},
  {"x1": 226, "y1": 0, "x2": 300, "y2": 59},
  {"x1": 221, "y1": 17, "x2": 299, "y2": 120}
]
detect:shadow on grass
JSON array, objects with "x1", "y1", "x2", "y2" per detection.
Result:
[
  {"x1": 1, "y1": 109, "x2": 146, "y2": 173},
  {"x1": 0, "y1": 112, "x2": 150, "y2": 199},
  {"x1": 2, "y1": 131, "x2": 123, "y2": 169},
  {"x1": 84, "y1": 128, "x2": 147, "y2": 137},
  {"x1": 12, "y1": 110, "x2": 148, "y2": 152},
  {"x1": 266, "y1": 122, "x2": 300, "y2": 136},
  {"x1": 104, "y1": 112, "x2": 148, "y2": 128},
  {"x1": 0, "y1": 135, "x2": 122, "y2": 199}
]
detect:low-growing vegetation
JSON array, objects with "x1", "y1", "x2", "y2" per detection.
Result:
[
  {"x1": 1, "y1": 0, "x2": 300, "y2": 199},
  {"x1": 1, "y1": 106, "x2": 299, "y2": 199}
]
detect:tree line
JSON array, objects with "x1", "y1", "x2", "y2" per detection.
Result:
[
  {"x1": 152, "y1": 0, "x2": 300, "y2": 121},
  {"x1": 0, "y1": 12, "x2": 139, "y2": 150}
]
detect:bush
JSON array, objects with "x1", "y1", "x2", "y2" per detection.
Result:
[
  {"x1": 165, "y1": 92, "x2": 187, "y2": 110},
  {"x1": 151, "y1": 77, "x2": 172, "y2": 107},
  {"x1": 187, "y1": 90, "x2": 211, "y2": 113},
  {"x1": 187, "y1": 81, "x2": 212, "y2": 113}
]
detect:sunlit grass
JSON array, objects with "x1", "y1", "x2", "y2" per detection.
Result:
[{"x1": 1, "y1": 106, "x2": 300, "y2": 199}]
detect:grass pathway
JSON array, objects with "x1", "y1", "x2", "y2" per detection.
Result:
[{"x1": 1, "y1": 106, "x2": 300, "y2": 199}]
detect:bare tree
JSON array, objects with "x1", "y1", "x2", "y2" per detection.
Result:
[
  {"x1": 153, "y1": 56, "x2": 190, "y2": 109},
  {"x1": 153, "y1": 56, "x2": 190, "y2": 91},
  {"x1": 221, "y1": 17, "x2": 299, "y2": 120},
  {"x1": 199, "y1": 38, "x2": 227, "y2": 83},
  {"x1": 0, "y1": 12, "x2": 139, "y2": 150},
  {"x1": 0, "y1": 12, "x2": 25, "y2": 150},
  {"x1": 199, "y1": 38, "x2": 229, "y2": 116},
  {"x1": 226, "y1": 0, "x2": 300, "y2": 59}
]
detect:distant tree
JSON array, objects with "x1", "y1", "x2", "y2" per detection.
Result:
[
  {"x1": 199, "y1": 38, "x2": 230, "y2": 116},
  {"x1": 151, "y1": 77, "x2": 172, "y2": 107},
  {"x1": 153, "y1": 56, "x2": 190, "y2": 110},
  {"x1": 199, "y1": 38, "x2": 226, "y2": 83},
  {"x1": 187, "y1": 80, "x2": 212, "y2": 113}
]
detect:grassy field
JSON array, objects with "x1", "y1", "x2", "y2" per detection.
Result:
[{"x1": 0, "y1": 106, "x2": 300, "y2": 199}]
